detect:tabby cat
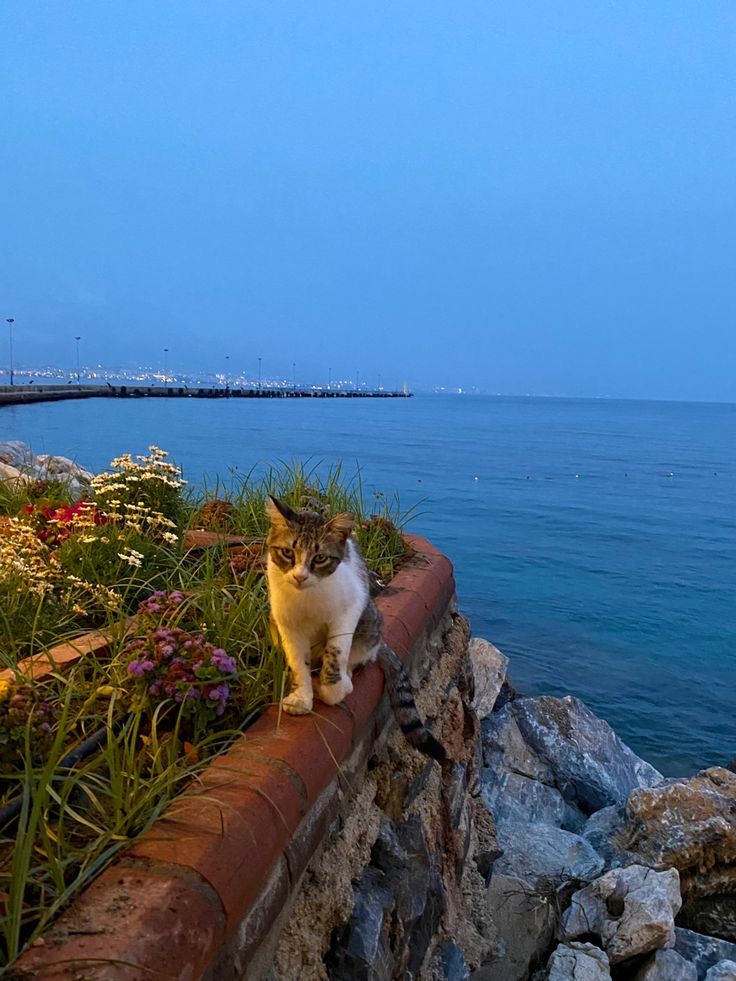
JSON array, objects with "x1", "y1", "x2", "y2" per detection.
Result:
[{"x1": 265, "y1": 496, "x2": 446, "y2": 762}]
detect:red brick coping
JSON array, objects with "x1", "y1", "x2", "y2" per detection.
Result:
[{"x1": 12, "y1": 535, "x2": 455, "y2": 979}]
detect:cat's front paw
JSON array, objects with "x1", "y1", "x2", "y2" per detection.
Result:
[
  {"x1": 282, "y1": 690, "x2": 313, "y2": 715},
  {"x1": 317, "y1": 676, "x2": 353, "y2": 706}
]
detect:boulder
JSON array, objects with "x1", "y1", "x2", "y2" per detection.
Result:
[
  {"x1": 482, "y1": 705, "x2": 557, "y2": 786},
  {"x1": 0, "y1": 461, "x2": 27, "y2": 485},
  {"x1": 635, "y1": 948, "x2": 698, "y2": 980},
  {"x1": 561, "y1": 864, "x2": 682, "y2": 964},
  {"x1": 581, "y1": 805, "x2": 635, "y2": 869},
  {"x1": 480, "y1": 872, "x2": 557, "y2": 981},
  {"x1": 546, "y1": 942, "x2": 611, "y2": 980},
  {"x1": 483, "y1": 770, "x2": 584, "y2": 832},
  {"x1": 35, "y1": 455, "x2": 93, "y2": 483},
  {"x1": 0, "y1": 441, "x2": 34, "y2": 467},
  {"x1": 510, "y1": 696, "x2": 663, "y2": 813},
  {"x1": 680, "y1": 895, "x2": 736, "y2": 946},
  {"x1": 617, "y1": 768, "x2": 736, "y2": 903},
  {"x1": 495, "y1": 822, "x2": 603, "y2": 891},
  {"x1": 675, "y1": 929, "x2": 736, "y2": 980},
  {"x1": 468, "y1": 638, "x2": 508, "y2": 719},
  {"x1": 705, "y1": 963, "x2": 736, "y2": 981}
]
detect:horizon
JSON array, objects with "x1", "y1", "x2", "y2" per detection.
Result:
[
  {"x1": 3, "y1": 2, "x2": 735, "y2": 403},
  {"x1": 2, "y1": 361, "x2": 736, "y2": 407}
]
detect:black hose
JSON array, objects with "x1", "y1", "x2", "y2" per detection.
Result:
[{"x1": 0, "y1": 716, "x2": 129, "y2": 832}]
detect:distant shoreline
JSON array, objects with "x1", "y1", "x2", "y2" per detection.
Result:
[{"x1": 0, "y1": 383, "x2": 411, "y2": 407}]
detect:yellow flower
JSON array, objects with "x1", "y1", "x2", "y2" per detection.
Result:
[{"x1": 0, "y1": 679, "x2": 13, "y2": 701}]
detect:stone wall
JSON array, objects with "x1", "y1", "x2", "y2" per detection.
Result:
[{"x1": 244, "y1": 611, "x2": 501, "y2": 981}]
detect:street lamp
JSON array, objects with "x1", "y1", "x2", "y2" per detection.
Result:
[
  {"x1": 6, "y1": 319, "x2": 14, "y2": 386},
  {"x1": 163, "y1": 348, "x2": 169, "y2": 390},
  {"x1": 292, "y1": 361, "x2": 296, "y2": 389},
  {"x1": 74, "y1": 336, "x2": 81, "y2": 385},
  {"x1": 258, "y1": 356, "x2": 262, "y2": 390},
  {"x1": 378, "y1": 373, "x2": 381, "y2": 391},
  {"x1": 328, "y1": 367, "x2": 332, "y2": 391},
  {"x1": 225, "y1": 355, "x2": 230, "y2": 392}
]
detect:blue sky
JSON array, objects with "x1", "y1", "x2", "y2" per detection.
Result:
[{"x1": 2, "y1": 2, "x2": 735, "y2": 399}]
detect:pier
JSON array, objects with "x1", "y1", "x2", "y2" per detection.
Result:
[{"x1": 0, "y1": 384, "x2": 412, "y2": 407}]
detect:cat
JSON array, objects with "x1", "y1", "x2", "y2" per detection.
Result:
[{"x1": 265, "y1": 495, "x2": 446, "y2": 762}]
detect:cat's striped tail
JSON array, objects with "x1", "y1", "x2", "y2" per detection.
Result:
[{"x1": 377, "y1": 644, "x2": 447, "y2": 763}]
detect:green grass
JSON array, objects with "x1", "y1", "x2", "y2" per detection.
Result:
[{"x1": 0, "y1": 455, "x2": 413, "y2": 968}]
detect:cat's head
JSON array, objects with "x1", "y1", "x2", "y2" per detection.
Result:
[{"x1": 266, "y1": 495, "x2": 355, "y2": 590}]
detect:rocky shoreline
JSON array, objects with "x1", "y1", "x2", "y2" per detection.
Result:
[{"x1": 470, "y1": 637, "x2": 736, "y2": 980}]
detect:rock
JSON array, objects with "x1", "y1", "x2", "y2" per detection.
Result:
[
  {"x1": 495, "y1": 822, "x2": 604, "y2": 891},
  {"x1": 326, "y1": 867, "x2": 394, "y2": 981},
  {"x1": 635, "y1": 948, "x2": 698, "y2": 980},
  {"x1": 469, "y1": 638, "x2": 508, "y2": 719},
  {"x1": 480, "y1": 872, "x2": 556, "y2": 980},
  {"x1": 581, "y1": 805, "x2": 634, "y2": 869},
  {"x1": 561, "y1": 864, "x2": 682, "y2": 964},
  {"x1": 328, "y1": 815, "x2": 444, "y2": 980},
  {"x1": 35, "y1": 455, "x2": 93, "y2": 483},
  {"x1": 482, "y1": 705, "x2": 556, "y2": 786},
  {"x1": 675, "y1": 929, "x2": 736, "y2": 980},
  {"x1": 483, "y1": 769, "x2": 584, "y2": 832},
  {"x1": 0, "y1": 460, "x2": 28, "y2": 485},
  {"x1": 0, "y1": 441, "x2": 35, "y2": 467},
  {"x1": 705, "y1": 962, "x2": 736, "y2": 981},
  {"x1": 510, "y1": 695, "x2": 663, "y2": 813},
  {"x1": 438, "y1": 940, "x2": 470, "y2": 980},
  {"x1": 680, "y1": 895, "x2": 736, "y2": 945},
  {"x1": 546, "y1": 942, "x2": 611, "y2": 980},
  {"x1": 617, "y1": 768, "x2": 736, "y2": 904}
]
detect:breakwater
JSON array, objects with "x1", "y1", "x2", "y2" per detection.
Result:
[{"x1": 0, "y1": 384, "x2": 410, "y2": 407}]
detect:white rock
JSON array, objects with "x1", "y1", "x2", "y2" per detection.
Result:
[
  {"x1": 36, "y1": 455, "x2": 92, "y2": 482},
  {"x1": 0, "y1": 460, "x2": 30, "y2": 485},
  {"x1": 561, "y1": 864, "x2": 682, "y2": 964},
  {"x1": 635, "y1": 948, "x2": 697, "y2": 980},
  {"x1": 547, "y1": 942, "x2": 611, "y2": 980},
  {"x1": 706, "y1": 962, "x2": 736, "y2": 981},
  {"x1": 469, "y1": 637, "x2": 508, "y2": 718},
  {"x1": 0, "y1": 441, "x2": 35, "y2": 466}
]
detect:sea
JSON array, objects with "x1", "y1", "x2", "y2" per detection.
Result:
[{"x1": 2, "y1": 393, "x2": 734, "y2": 776}]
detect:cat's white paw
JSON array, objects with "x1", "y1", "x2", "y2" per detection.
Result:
[
  {"x1": 282, "y1": 690, "x2": 313, "y2": 715},
  {"x1": 317, "y1": 676, "x2": 353, "y2": 706}
]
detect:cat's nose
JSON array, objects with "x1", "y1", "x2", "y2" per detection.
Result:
[{"x1": 293, "y1": 568, "x2": 309, "y2": 584}]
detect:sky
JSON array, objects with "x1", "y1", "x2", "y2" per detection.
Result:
[{"x1": 1, "y1": 2, "x2": 735, "y2": 400}]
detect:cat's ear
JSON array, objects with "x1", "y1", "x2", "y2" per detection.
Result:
[
  {"x1": 266, "y1": 495, "x2": 298, "y2": 526},
  {"x1": 325, "y1": 512, "x2": 355, "y2": 542}
]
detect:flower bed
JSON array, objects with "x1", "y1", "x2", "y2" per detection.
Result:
[
  {"x1": 10, "y1": 534, "x2": 456, "y2": 980},
  {"x1": 0, "y1": 451, "x2": 412, "y2": 970}
]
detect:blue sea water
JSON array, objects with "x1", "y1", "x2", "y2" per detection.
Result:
[{"x1": 2, "y1": 394, "x2": 734, "y2": 776}]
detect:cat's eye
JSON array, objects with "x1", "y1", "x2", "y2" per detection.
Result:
[
  {"x1": 313, "y1": 553, "x2": 329, "y2": 564},
  {"x1": 279, "y1": 547, "x2": 295, "y2": 561}
]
